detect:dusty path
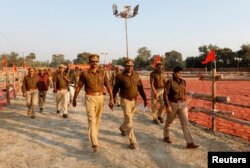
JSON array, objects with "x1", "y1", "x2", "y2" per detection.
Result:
[{"x1": 0, "y1": 90, "x2": 249, "y2": 168}]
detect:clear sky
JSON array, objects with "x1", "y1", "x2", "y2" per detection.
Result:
[{"x1": 0, "y1": 0, "x2": 249, "y2": 63}]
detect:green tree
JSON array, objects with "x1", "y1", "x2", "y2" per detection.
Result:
[
  {"x1": 50, "y1": 54, "x2": 65, "y2": 67},
  {"x1": 134, "y1": 47, "x2": 151, "y2": 70},
  {"x1": 73, "y1": 52, "x2": 91, "y2": 64},
  {"x1": 237, "y1": 44, "x2": 250, "y2": 67},
  {"x1": 164, "y1": 50, "x2": 183, "y2": 70}
]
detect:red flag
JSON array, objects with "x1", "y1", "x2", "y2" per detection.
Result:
[
  {"x1": 152, "y1": 55, "x2": 161, "y2": 67},
  {"x1": 13, "y1": 64, "x2": 17, "y2": 72},
  {"x1": 3, "y1": 55, "x2": 7, "y2": 67},
  {"x1": 201, "y1": 50, "x2": 216, "y2": 64},
  {"x1": 105, "y1": 63, "x2": 112, "y2": 70}
]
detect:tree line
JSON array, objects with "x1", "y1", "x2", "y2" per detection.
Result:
[{"x1": 1, "y1": 44, "x2": 250, "y2": 70}]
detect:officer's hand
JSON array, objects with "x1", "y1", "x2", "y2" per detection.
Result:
[
  {"x1": 53, "y1": 89, "x2": 57, "y2": 93},
  {"x1": 23, "y1": 93, "x2": 26, "y2": 97},
  {"x1": 167, "y1": 107, "x2": 172, "y2": 113},
  {"x1": 108, "y1": 99, "x2": 114, "y2": 110},
  {"x1": 144, "y1": 99, "x2": 148, "y2": 107},
  {"x1": 72, "y1": 99, "x2": 77, "y2": 107},
  {"x1": 153, "y1": 92, "x2": 157, "y2": 99}
]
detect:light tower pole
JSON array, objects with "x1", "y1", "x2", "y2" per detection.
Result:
[{"x1": 112, "y1": 4, "x2": 139, "y2": 58}]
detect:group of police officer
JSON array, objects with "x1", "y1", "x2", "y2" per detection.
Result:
[{"x1": 22, "y1": 54, "x2": 199, "y2": 153}]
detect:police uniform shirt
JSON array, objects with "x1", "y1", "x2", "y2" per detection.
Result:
[
  {"x1": 164, "y1": 77, "x2": 186, "y2": 107},
  {"x1": 150, "y1": 70, "x2": 165, "y2": 89},
  {"x1": 78, "y1": 69, "x2": 110, "y2": 93},
  {"x1": 113, "y1": 71, "x2": 147, "y2": 100},
  {"x1": 54, "y1": 72, "x2": 69, "y2": 90},
  {"x1": 22, "y1": 75, "x2": 39, "y2": 93}
]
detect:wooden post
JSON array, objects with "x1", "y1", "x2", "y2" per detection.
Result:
[{"x1": 212, "y1": 68, "x2": 216, "y2": 131}]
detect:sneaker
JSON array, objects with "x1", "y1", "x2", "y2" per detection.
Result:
[
  {"x1": 31, "y1": 115, "x2": 36, "y2": 119},
  {"x1": 129, "y1": 143, "x2": 136, "y2": 150},
  {"x1": 187, "y1": 143, "x2": 199, "y2": 149},
  {"x1": 153, "y1": 119, "x2": 159, "y2": 124},
  {"x1": 163, "y1": 137, "x2": 172, "y2": 143},
  {"x1": 92, "y1": 145, "x2": 99, "y2": 153},
  {"x1": 62, "y1": 114, "x2": 68, "y2": 118},
  {"x1": 56, "y1": 110, "x2": 60, "y2": 114},
  {"x1": 119, "y1": 127, "x2": 126, "y2": 136},
  {"x1": 158, "y1": 117, "x2": 164, "y2": 124}
]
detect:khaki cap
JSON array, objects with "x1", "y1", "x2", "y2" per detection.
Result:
[
  {"x1": 38, "y1": 67, "x2": 45, "y2": 71},
  {"x1": 89, "y1": 54, "x2": 100, "y2": 61},
  {"x1": 124, "y1": 58, "x2": 134, "y2": 66},
  {"x1": 58, "y1": 64, "x2": 66, "y2": 68},
  {"x1": 156, "y1": 61, "x2": 163, "y2": 65}
]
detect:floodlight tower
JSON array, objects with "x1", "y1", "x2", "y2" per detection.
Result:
[{"x1": 112, "y1": 4, "x2": 139, "y2": 58}]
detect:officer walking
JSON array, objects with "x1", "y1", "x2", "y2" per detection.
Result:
[
  {"x1": 37, "y1": 67, "x2": 50, "y2": 112},
  {"x1": 53, "y1": 64, "x2": 69, "y2": 118},
  {"x1": 113, "y1": 58, "x2": 148, "y2": 149},
  {"x1": 150, "y1": 61, "x2": 166, "y2": 124},
  {"x1": 73, "y1": 54, "x2": 114, "y2": 153},
  {"x1": 163, "y1": 66, "x2": 199, "y2": 149},
  {"x1": 22, "y1": 67, "x2": 39, "y2": 119}
]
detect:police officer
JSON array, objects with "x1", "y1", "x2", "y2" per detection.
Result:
[
  {"x1": 22, "y1": 67, "x2": 39, "y2": 119},
  {"x1": 53, "y1": 64, "x2": 69, "y2": 118},
  {"x1": 150, "y1": 61, "x2": 166, "y2": 124},
  {"x1": 163, "y1": 66, "x2": 199, "y2": 149},
  {"x1": 110, "y1": 66, "x2": 122, "y2": 106},
  {"x1": 113, "y1": 58, "x2": 148, "y2": 149},
  {"x1": 37, "y1": 67, "x2": 50, "y2": 112},
  {"x1": 73, "y1": 54, "x2": 114, "y2": 153}
]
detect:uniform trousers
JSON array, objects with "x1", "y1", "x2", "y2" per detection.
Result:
[
  {"x1": 39, "y1": 91, "x2": 47, "y2": 109},
  {"x1": 120, "y1": 98, "x2": 137, "y2": 144},
  {"x1": 163, "y1": 101, "x2": 194, "y2": 143},
  {"x1": 56, "y1": 89, "x2": 68, "y2": 114},
  {"x1": 151, "y1": 88, "x2": 165, "y2": 120},
  {"x1": 26, "y1": 89, "x2": 38, "y2": 115},
  {"x1": 85, "y1": 95, "x2": 104, "y2": 146}
]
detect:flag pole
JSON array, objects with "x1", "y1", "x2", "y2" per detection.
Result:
[{"x1": 211, "y1": 59, "x2": 217, "y2": 131}]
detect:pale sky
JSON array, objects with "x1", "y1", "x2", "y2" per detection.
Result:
[{"x1": 0, "y1": 0, "x2": 249, "y2": 63}]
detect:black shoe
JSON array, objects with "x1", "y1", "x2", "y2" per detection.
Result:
[
  {"x1": 92, "y1": 145, "x2": 99, "y2": 153},
  {"x1": 129, "y1": 143, "x2": 136, "y2": 150},
  {"x1": 31, "y1": 115, "x2": 36, "y2": 119},
  {"x1": 56, "y1": 110, "x2": 60, "y2": 114},
  {"x1": 153, "y1": 119, "x2": 159, "y2": 124},
  {"x1": 163, "y1": 137, "x2": 172, "y2": 143},
  {"x1": 158, "y1": 117, "x2": 164, "y2": 124},
  {"x1": 119, "y1": 127, "x2": 126, "y2": 136},
  {"x1": 62, "y1": 114, "x2": 68, "y2": 118},
  {"x1": 40, "y1": 108, "x2": 43, "y2": 113},
  {"x1": 187, "y1": 143, "x2": 199, "y2": 149}
]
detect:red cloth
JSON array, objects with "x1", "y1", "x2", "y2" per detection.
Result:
[
  {"x1": 201, "y1": 50, "x2": 216, "y2": 64},
  {"x1": 38, "y1": 73, "x2": 49, "y2": 91},
  {"x1": 3, "y1": 56, "x2": 7, "y2": 67},
  {"x1": 151, "y1": 55, "x2": 161, "y2": 67},
  {"x1": 13, "y1": 64, "x2": 17, "y2": 72}
]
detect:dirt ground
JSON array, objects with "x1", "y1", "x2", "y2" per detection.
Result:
[{"x1": 0, "y1": 90, "x2": 249, "y2": 168}]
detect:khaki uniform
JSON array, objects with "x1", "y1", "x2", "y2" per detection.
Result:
[
  {"x1": 54, "y1": 72, "x2": 69, "y2": 114},
  {"x1": 163, "y1": 77, "x2": 194, "y2": 143},
  {"x1": 22, "y1": 75, "x2": 39, "y2": 115},
  {"x1": 150, "y1": 70, "x2": 166, "y2": 120},
  {"x1": 113, "y1": 71, "x2": 147, "y2": 144},
  {"x1": 110, "y1": 70, "x2": 121, "y2": 106},
  {"x1": 78, "y1": 69, "x2": 110, "y2": 147}
]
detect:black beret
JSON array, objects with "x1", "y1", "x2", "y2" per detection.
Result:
[{"x1": 173, "y1": 66, "x2": 183, "y2": 73}]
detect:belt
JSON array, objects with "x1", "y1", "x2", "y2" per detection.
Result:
[
  {"x1": 123, "y1": 97, "x2": 136, "y2": 101},
  {"x1": 57, "y1": 88, "x2": 67, "y2": 91},
  {"x1": 86, "y1": 92, "x2": 103, "y2": 96},
  {"x1": 27, "y1": 88, "x2": 37, "y2": 91},
  {"x1": 171, "y1": 100, "x2": 185, "y2": 103}
]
